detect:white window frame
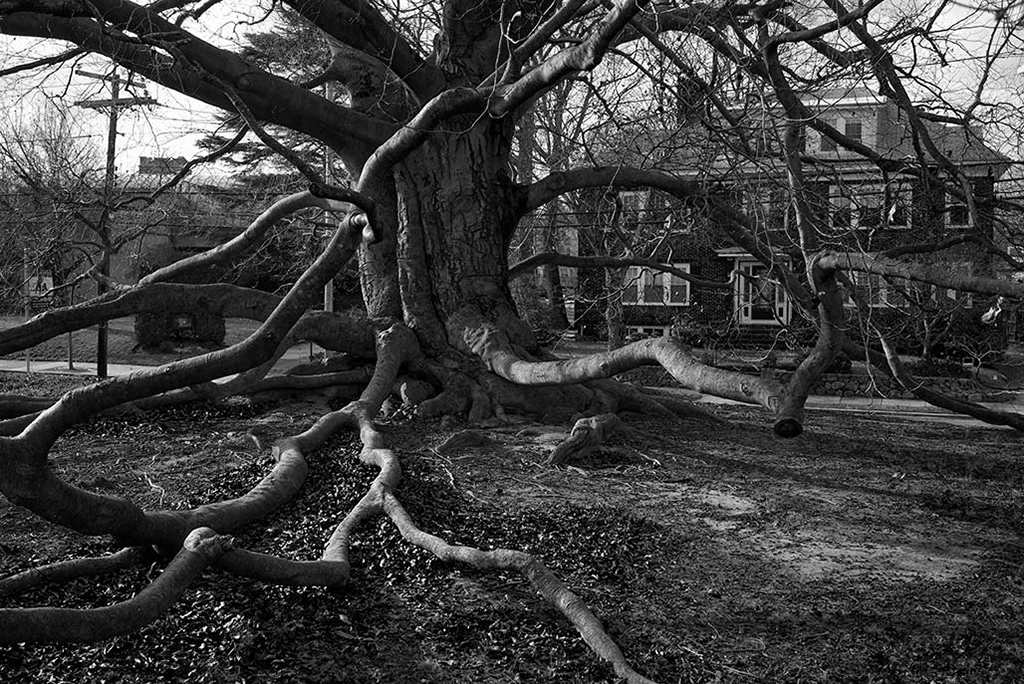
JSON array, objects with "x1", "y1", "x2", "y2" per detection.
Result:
[
  {"x1": 626, "y1": 325, "x2": 671, "y2": 338},
  {"x1": 622, "y1": 263, "x2": 691, "y2": 307},
  {"x1": 735, "y1": 260, "x2": 791, "y2": 325}
]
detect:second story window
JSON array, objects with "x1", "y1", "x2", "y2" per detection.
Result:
[
  {"x1": 844, "y1": 120, "x2": 863, "y2": 143},
  {"x1": 819, "y1": 117, "x2": 866, "y2": 151},
  {"x1": 947, "y1": 196, "x2": 971, "y2": 227}
]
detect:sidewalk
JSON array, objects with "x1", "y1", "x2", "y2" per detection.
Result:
[
  {"x1": 691, "y1": 390, "x2": 1024, "y2": 426},
  {"x1": 0, "y1": 344, "x2": 318, "y2": 378}
]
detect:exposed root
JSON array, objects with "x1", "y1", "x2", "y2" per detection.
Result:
[
  {"x1": 0, "y1": 395, "x2": 56, "y2": 420},
  {"x1": 214, "y1": 547, "x2": 349, "y2": 587},
  {"x1": 549, "y1": 413, "x2": 623, "y2": 466},
  {"x1": 635, "y1": 386, "x2": 728, "y2": 425},
  {"x1": 435, "y1": 429, "x2": 495, "y2": 454},
  {"x1": 0, "y1": 547, "x2": 149, "y2": 598},
  {"x1": 0, "y1": 528, "x2": 225, "y2": 644},
  {"x1": 1, "y1": 319, "x2": 658, "y2": 679},
  {"x1": 382, "y1": 491, "x2": 657, "y2": 684}
]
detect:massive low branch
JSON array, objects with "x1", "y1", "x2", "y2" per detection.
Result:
[
  {"x1": 450, "y1": 308, "x2": 800, "y2": 436},
  {"x1": 0, "y1": 0, "x2": 393, "y2": 164},
  {"x1": 490, "y1": 0, "x2": 648, "y2": 116},
  {"x1": 140, "y1": 191, "x2": 352, "y2": 285}
]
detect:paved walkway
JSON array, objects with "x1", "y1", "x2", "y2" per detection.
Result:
[{"x1": 0, "y1": 344, "x2": 317, "y2": 378}]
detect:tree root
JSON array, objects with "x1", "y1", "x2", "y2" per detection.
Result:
[
  {"x1": 548, "y1": 413, "x2": 622, "y2": 465},
  {"x1": 382, "y1": 490, "x2": 656, "y2": 684},
  {"x1": 0, "y1": 547, "x2": 150, "y2": 598},
  {"x1": 0, "y1": 321, "x2": 659, "y2": 681},
  {"x1": 0, "y1": 528, "x2": 228, "y2": 644}
]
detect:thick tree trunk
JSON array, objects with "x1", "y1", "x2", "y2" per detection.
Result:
[{"x1": 394, "y1": 116, "x2": 535, "y2": 352}]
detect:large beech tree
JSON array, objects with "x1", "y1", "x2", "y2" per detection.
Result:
[{"x1": 2, "y1": 0, "x2": 1024, "y2": 679}]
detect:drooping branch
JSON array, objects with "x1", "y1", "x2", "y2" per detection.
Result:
[
  {"x1": 844, "y1": 339, "x2": 1024, "y2": 432},
  {"x1": 817, "y1": 252, "x2": 1024, "y2": 299},
  {"x1": 0, "y1": 215, "x2": 368, "y2": 547},
  {"x1": 0, "y1": 284, "x2": 280, "y2": 355},
  {"x1": 139, "y1": 191, "x2": 353, "y2": 285},
  {"x1": 0, "y1": 285, "x2": 377, "y2": 361}
]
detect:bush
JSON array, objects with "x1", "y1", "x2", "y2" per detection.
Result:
[
  {"x1": 671, "y1": 306, "x2": 738, "y2": 348},
  {"x1": 903, "y1": 358, "x2": 969, "y2": 378},
  {"x1": 134, "y1": 312, "x2": 226, "y2": 349}
]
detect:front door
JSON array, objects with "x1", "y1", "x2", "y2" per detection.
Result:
[{"x1": 737, "y1": 261, "x2": 790, "y2": 325}]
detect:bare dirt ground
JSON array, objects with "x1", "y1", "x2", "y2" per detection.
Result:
[{"x1": 0, "y1": 375, "x2": 1022, "y2": 683}]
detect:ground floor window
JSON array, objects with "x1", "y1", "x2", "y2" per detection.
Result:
[
  {"x1": 626, "y1": 325, "x2": 671, "y2": 338},
  {"x1": 623, "y1": 264, "x2": 691, "y2": 306}
]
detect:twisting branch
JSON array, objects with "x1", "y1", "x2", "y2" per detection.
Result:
[
  {"x1": 489, "y1": 0, "x2": 648, "y2": 117},
  {"x1": 448, "y1": 308, "x2": 796, "y2": 435},
  {"x1": 139, "y1": 191, "x2": 353, "y2": 285},
  {"x1": 112, "y1": 126, "x2": 250, "y2": 212},
  {"x1": 0, "y1": 46, "x2": 85, "y2": 75}
]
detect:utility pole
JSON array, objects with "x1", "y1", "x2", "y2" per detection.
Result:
[
  {"x1": 322, "y1": 81, "x2": 335, "y2": 317},
  {"x1": 75, "y1": 68, "x2": 158, "y2": 378}
]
